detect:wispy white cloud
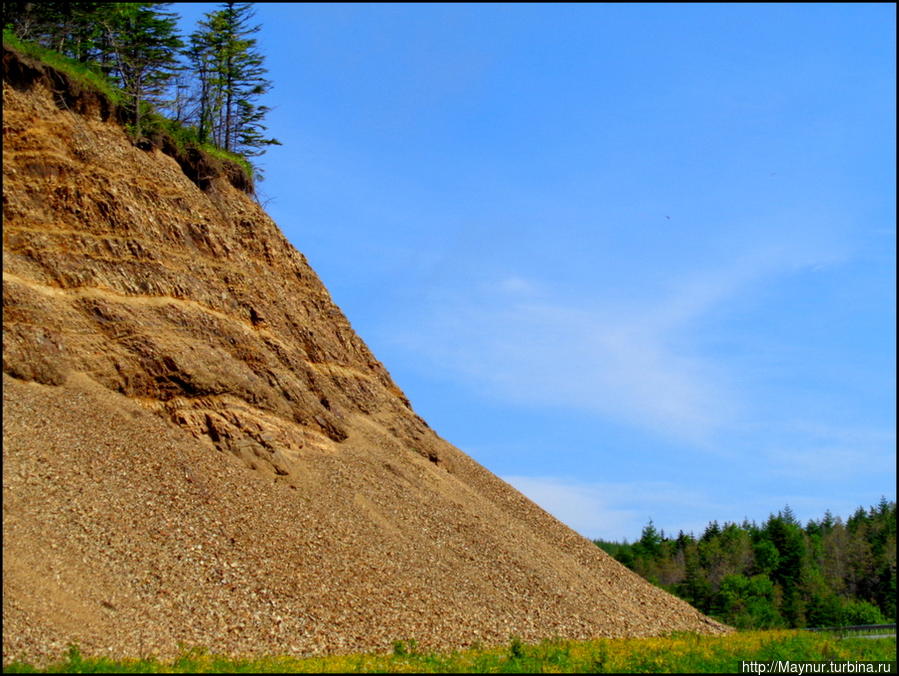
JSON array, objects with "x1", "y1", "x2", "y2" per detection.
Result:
[
  {"x1": 501, "y1": 475, "x2": 637, "y2": 541},
  {"x1": 396, "y1": 265, "x2": 758, "y2": 444},
  {"x1": 417, "y1": 305, "x2": 725, "y2": 443},
  {"x1": 388, "y1": 224, "x2": 858, "y2": 447},
  {"x1": 501, "y1": 472, "x2": 895, "y2": 542},
  {"x1": 761, "y1": 422, "x2": 896, "y2": 481},
  {"x1": 501, "y1": 475, "x2": 718, "y2": 541},
  {"x1": 496, "y1": 275, "x2": 540, "y2": 295}
]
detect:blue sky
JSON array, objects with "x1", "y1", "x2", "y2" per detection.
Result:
[{"x1": 174, "y1": 3, "x2": 895, "y2": 541}]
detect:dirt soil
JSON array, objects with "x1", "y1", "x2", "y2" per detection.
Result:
[{"x1": 2, "y1": 47, "x2": 730, "y2": 667}]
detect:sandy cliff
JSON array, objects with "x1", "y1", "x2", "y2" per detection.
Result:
[{"x1": 2, "y1": 46, "x2": 728, "y2": 665}]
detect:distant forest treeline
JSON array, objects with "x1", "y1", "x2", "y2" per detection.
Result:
[
  {"x1": 595, "y1": 499, "x2": 896, "y2": 630},
  {"x1": 3, "y1": 2, "x2": 280, "y2": 176}
]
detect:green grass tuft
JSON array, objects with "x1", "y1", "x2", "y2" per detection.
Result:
[
  {"x1": 2, "y1": 29, "x2": 125, "y2": 105},
  {"x1": 201, "y1": 144, "x2": 255, "y2": 183}
]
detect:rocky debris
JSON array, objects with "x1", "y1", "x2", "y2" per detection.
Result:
[{"x1": 2, "y1": 48, "x2": 730, "y2": 668}]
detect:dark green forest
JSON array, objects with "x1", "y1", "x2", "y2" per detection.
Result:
[
  {"x1": 3, "y1": 2, "x2": 280, "y2": 180},
  {"x1": 595, "y1": 499, "x2": 896, "y2": 629}
]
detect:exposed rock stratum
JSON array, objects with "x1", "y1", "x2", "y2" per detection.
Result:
[{"x1": 2, "y1": 46, "x2": 729, "y2": 665}]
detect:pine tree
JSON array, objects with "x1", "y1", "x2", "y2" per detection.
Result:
[
  {"x1": 4, "y1": 2, "x2": 106, "y2": 61},
  {"x1": 821, "y1": 509, "x2": 836, "y2": 534},
  {"x1": 780, "y1": 504, "x2": 799, "y2": 526},
  {"x1": 186, "y1": 14, "x2": 223, "y2": 144},
  {"x1": 99, "y1": 3, "x2": 183, "y2": 136},
  {"x1": 637, "y1": 519, "x2": 662, "y2": 558},
  {"x1": 157, "y1": 68, "x2": 196, "y2": 125},
  {"x1": 186, "y1": 2, "x2": 280, "y2": 161}
]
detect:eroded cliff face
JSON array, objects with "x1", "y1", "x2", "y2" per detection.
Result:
[
  {"x1": 2, "y1": 46, "x2": 728, "y2": 665},
  {"x1": 2, "y1": 46, "x2": 431, "y2": 478}
]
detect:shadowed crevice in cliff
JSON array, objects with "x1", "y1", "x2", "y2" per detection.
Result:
[{"x1": 169, "y1": 146, "x2": 252, "y2": 194}]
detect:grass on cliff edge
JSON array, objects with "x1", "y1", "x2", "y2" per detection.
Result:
[
  {"x1": 3, "y1": 631, "x2": 896, "y2": 673},
  {"x1": 2, "y1": 30, "x2": 254, "y2": 187},
  {"x1": 2, "y1": 29, "x2": 125, "y2": 105}
]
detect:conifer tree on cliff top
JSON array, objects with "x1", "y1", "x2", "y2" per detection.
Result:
[
  {"x1": 99, "y1": 3, "x2": 183, "y2": 137},
  {"x1": 186, "y1": 2, "x2": 280, "y2": 159},
  {"x1": 3, "y1": 1, "x2": 106, "y2": 62}
]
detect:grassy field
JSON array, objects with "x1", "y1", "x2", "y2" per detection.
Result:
[{"x1": 3, "y1": 630, "x2": 896, "y2": 673}]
